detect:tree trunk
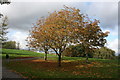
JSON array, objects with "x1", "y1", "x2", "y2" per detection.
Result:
[
  {"x1": 86, "y1": 53, "x2": 89, "y2": 63},
  {"x1": 44, "y1": 51, "x2": 48, "y2": 61},
  {"x1": 58, "y1": 54, "x2": 61, "y2": 67}
]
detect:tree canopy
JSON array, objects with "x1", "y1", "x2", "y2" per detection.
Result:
[{"x1": 27, "y1": 6, "x2": 109, "y2": 66}]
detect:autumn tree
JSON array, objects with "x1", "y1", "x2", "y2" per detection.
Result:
[
  {"x1": 42, "y1": 6, "x2": 85, "y2": 66},
  {"x1": 27, "y1": 6, "x2": 109, "y2": 66},
  {"x1": 76, "y1": 19, "x2": 109, "y2": 62},
  {"x1": 27, "y1": 6, "x2": 84, "y2": 66},
  {"x1": 27, "y1": 18, "x2": 50, "y2": 61}
]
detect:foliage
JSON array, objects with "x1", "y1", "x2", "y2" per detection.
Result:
[
  {"x1": 63, "y1": 45, "x2": 115, "y2": 60},
  {"x1": 27, "y1": 6, "x2": 84, "y2": 66},
  {"x1": 2, "y1": 41, "x2": 16, "y2": 49},
  {"x1": 63, "y1": 44, "x2": 93, "y2": 58},
  {"x1": 76, "y1": 20, "x2": 109, "y2": 62},
  {"x1": 0, "y1": 16, "x2": 8, "y2": 44},
  {"x1": 27, "y1": 6, "x2": 109, "y2": 66},
  {"x1": 93, "y1": 47, "x2": 115, "y2": 59},
  {"x1": 26, "y1": 17, "x2": 50, "y2": 60}
]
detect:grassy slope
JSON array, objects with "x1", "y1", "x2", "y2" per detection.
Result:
[
  {"x1": 2, "y1": 49, "x2": 120, "y2": 78},
  {"x1": 1, "y1": 48, "x2": 57, "y2": 59},
  {"x1": 4, "y1": 59, "x2": 119, "y2": 78}
]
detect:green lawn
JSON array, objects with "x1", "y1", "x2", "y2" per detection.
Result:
[
  {"x1": 1, "y1": 48, "x2": 57, "y2": 59},
  {"x1": 2, "y1": 49, "x2": 120, "y2": 79},
  {"x1": 3, "y1": 59, "x2": 119, "y2": 78}
]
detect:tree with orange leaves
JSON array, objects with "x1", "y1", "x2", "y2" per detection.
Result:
[
  {"x1": 27, "y1": 18, "x2": 50, "y2": 61},
  {"x1": 77, "y1": 19, "x2": 109, "y2": 62},
  {"x1": 27, "y1": 6, "x2": 109, "y2": 66}
]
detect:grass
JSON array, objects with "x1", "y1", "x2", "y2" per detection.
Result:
[
  {"x1": 3, "y1": 59, "x2": 119, "y2": 78},
  {"x1": 2, "y1": 49, "x2": 120, "y2": 79},
  {"x1": 1, "y1": 48, "x2": 57, "y2": 59}
]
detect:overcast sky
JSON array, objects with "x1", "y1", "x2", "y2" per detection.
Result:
[{"x1": 0, "y1": 0, "x2": 119, "y2": 55}]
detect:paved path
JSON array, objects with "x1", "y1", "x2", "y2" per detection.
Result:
[
  {"x1": 2, "y1": 67, "x2": 23, "y2": 78},
  {"x1": 9, "y1": 57, "x2": 42, "y2": 61},
  {"x1": 2, "y1": 57, "x2": 42, "y2": 79}
]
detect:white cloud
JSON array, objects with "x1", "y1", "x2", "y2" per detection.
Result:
[
  {"x1": 106, "y1": 39, "x2": 118, "y2": 55},
  {"x1": 86, "y1": 2, "x2": 118, "y2": 29},
  {"x1": 1, "y1": 2, "x2": 117, "y2": 31},
  {"x1": 103, "y1": 26, "x2": 118, "y2": 55},
  {"x1": 103, "y1": 26, "x2": 118, "y2": 36},
  {"x1": 7, "y1": 29, "x2": 28, "y2": 49}
]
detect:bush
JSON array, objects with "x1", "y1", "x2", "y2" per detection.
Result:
[
  {"x1": 63, "y1": 44, "x2": 93, "y2": 58},
  {"x1": 2, "y1": 41, "x2": 16, "y2": 49},
  {"x1": 93, "y1": 47, "x2": 115, "y2": 59}
]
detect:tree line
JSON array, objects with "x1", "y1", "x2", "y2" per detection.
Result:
[
  {"x1": 0, "y1": 0, "x2": 20, "y2": 50},
  {"x1": 63, "y1": 44, "x2": 115, "y2": 59}
]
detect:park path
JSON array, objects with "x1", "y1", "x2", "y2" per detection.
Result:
[
  {"x1": 2, "y1": 57, "x2": 42, "y2": 79},
  {"x1": 9, "y1": 57, "x2": 42, "y2": 61},
  {"x1": 2, "y1": 67, "x2": 23, "y2": 78}
]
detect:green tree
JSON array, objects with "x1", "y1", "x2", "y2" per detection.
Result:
[
  {"x1": 63, "y1": 44, "x2": 93, "y2": 58},
  {"x1": 93, "y1": 47, "x2": 115, "y2": 59},
  {"x1": 2, "y1": 41, "x2": 16, "y2": 49},
  {"x1": 0, "y1": 16, "x2": 8, "y2": 44}
]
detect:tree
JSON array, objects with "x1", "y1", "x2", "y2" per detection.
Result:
[
  {"x1": 0, "y1": 0, "x2": 11, "y2": 18},
  {"x1": 0, "y1": 16, "x2": 8, "y2": 44},
  {"x1": 16, "y1": 42, "x2": 20, "y2": 50},
  {"x1": 0, "y1": 0, "x2": 10, "y2": 50},
  {"x1": 27, "y1": 6, "x2": 109, "y2": 66},
  {"x1": 27, "y1": 21, "x2": 50, "y2": 61},
  {"x1": 63, "y1": 44, "x2": 93, "y2": 58},
  {"x1": 93, "y1": 47, "x2": 115, "y2": 59},
  {"x1": 27, "y1": 6, "x2": 84, "y2": 66},
  {"x1": 63, "y1": 45, "x2": 78, "y2": 57},
  {"x1": 64, "y1": 44, "x2": 85, "y2": 57},
  {"x1": 2, "y1": 41, "x2": 16, "y2": 49},
  {"x1": 76, "y1": 19, "x2": 109, "y2": 62}
]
